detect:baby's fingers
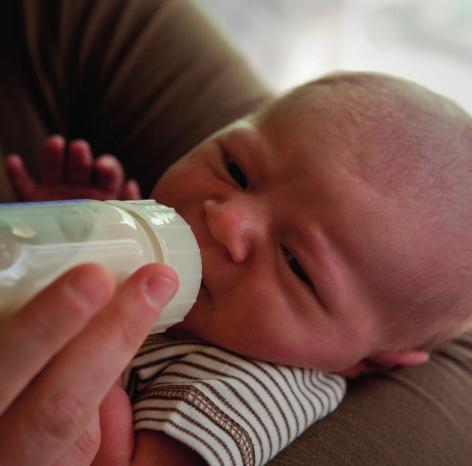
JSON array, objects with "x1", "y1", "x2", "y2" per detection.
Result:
[
  {"x1": 41, "y1": 135, "x2": 66, "y2": 184},
  {"x1": 120, "y1": 179, "x2": 142, "y2": 200},
  {"x1": 67, "y1": 140, "x2": 93, "y2": 186},
  {"x1": 5, "y1": 154, "x2": 37, "y2": 201},
  {"x1": 94, "y1": 155, "x2": 124, "y2": 196}
]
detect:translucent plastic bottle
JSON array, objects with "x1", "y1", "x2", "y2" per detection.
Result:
[{"x1": 0, "y1": 199, "x2": 201, "y2": 333}]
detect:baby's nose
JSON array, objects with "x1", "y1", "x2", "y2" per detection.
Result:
[{"x1": 203, "y1": 198, "x2": 260, "y2": 263}]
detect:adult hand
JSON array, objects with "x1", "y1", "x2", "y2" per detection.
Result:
[
  {"x1": 0, "y1": 262, "x2": 178, "y2": 466},
  {"x1": 5, "y1": 135, "x2": 141, "y2": 201}
]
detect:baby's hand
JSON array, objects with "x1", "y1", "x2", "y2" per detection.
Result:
[{"x1": 5, "y1": 135, "x2": 141, "y2": 201}]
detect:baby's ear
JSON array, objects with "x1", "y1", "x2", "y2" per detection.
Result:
[
  {"x1": 336, "y1": 350, "x2": 430, "y2": 378},
  {"x1": 367, "y1": 349, "x2": 430, "y2": 369}
]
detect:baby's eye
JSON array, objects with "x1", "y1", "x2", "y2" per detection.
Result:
[
  {"x1": 225, "y1": 155, "x2": 248, "y2": 189},
  {"x1": 283, "y1": 246, "x2": 315, "y2": 291}
]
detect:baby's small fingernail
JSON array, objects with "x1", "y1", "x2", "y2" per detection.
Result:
[
  {"x1": 49, "y1": 134, "x2": 65, "y2": 143},
  {"x1": 144, "y1": 273, "x2": 178, "y2": 309},
  {"x1": 98, "y1": 155, "x2": 117, "y2": 165}
]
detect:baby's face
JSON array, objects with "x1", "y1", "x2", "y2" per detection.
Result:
[{"x1": 152, "y1": 89, "x2": 421, "y2": 372}]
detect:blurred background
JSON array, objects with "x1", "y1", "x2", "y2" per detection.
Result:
[{"x1": 195, "y1": 0, "x2": 472, "y2": 113}]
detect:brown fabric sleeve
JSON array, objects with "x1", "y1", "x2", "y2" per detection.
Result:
[
  {"x1": 269, "y1": 332, "x2": 472, "y2": 466},
  {"x1": 0, "y1": 0, "x2": 270, "y2": 197}
]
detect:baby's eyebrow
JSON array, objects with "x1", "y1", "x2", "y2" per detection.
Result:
[{"x1": 222, "y1": 127, "x2": 268, "y2": 175}]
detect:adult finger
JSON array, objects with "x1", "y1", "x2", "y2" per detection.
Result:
[
  {"x1": 0, "y1": 264, "x2": 178, "y2": 466},
  {"x1": 67, "y1": 140, "x2": 93, "y2": 186},
  {"x1": 91, "y1": 383, "x2": 134, "y2": 466},
  {"x1": 51, "y1": 411, "x2": 101, "y2": 466},
  {"x1": 4, "y1": 154, "x2": 37, "y2": 200},
  {"x1": 0, "y1": 264, "x2": 115, "y2": 414},
  {"x1": 94, "y1": 155, "x2": 124, "y2": 196},
  {"x1": 41, "y1": 135, "x2": 65, "y2": 184}
]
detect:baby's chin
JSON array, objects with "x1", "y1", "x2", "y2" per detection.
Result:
[
  {"x1": 167, "y1": 293, "x2": 208, "y2": 340},
  {"x1": 166, "y1": 324, "x2": 198, "y2": 340}
]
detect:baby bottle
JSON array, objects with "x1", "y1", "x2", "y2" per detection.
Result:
[{"x1": 0, "y1": 199, "x2": 201, "y2": 333}]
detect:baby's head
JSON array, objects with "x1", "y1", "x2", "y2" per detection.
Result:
[{"x1": 154, "y1": 71, "x2": 472, "y2": 376}]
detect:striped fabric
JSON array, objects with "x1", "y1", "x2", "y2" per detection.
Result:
[{"x1": 124, "y1": 334, "x2": 346, "y2": 466}]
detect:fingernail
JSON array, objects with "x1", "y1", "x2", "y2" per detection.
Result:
[
  {"x1": 144, "y1": 273, "x2": 178, "y2": 309},
  {"x1": 49, "y1": 134, "x2": 65, "y2": 143}
]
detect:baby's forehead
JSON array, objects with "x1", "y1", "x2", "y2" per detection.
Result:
[
  {"x1": 261, "y1": 84, "x2": 374, "y2": 152},
  {"x1": 261, "y1": 85, "x2": 418, "y2": 182},
  {"x1": 260, "y1": 90, "x2": 376, "y2": 175}
]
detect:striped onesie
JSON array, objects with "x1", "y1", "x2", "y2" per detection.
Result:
[{"x1": 124, "y1": 334, "x2": 346, "y2": 466}]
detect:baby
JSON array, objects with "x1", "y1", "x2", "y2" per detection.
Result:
[
  {"x1": 5, "y1": 71, "x2": 472, "y2": 464},
  {"x1": 157, "y1": 70, "x2": 472, "y2": 375}
]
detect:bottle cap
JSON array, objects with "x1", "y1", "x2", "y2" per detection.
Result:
[{"x1": 106, "y1": 200, "x2": 201, "y2": 333}]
